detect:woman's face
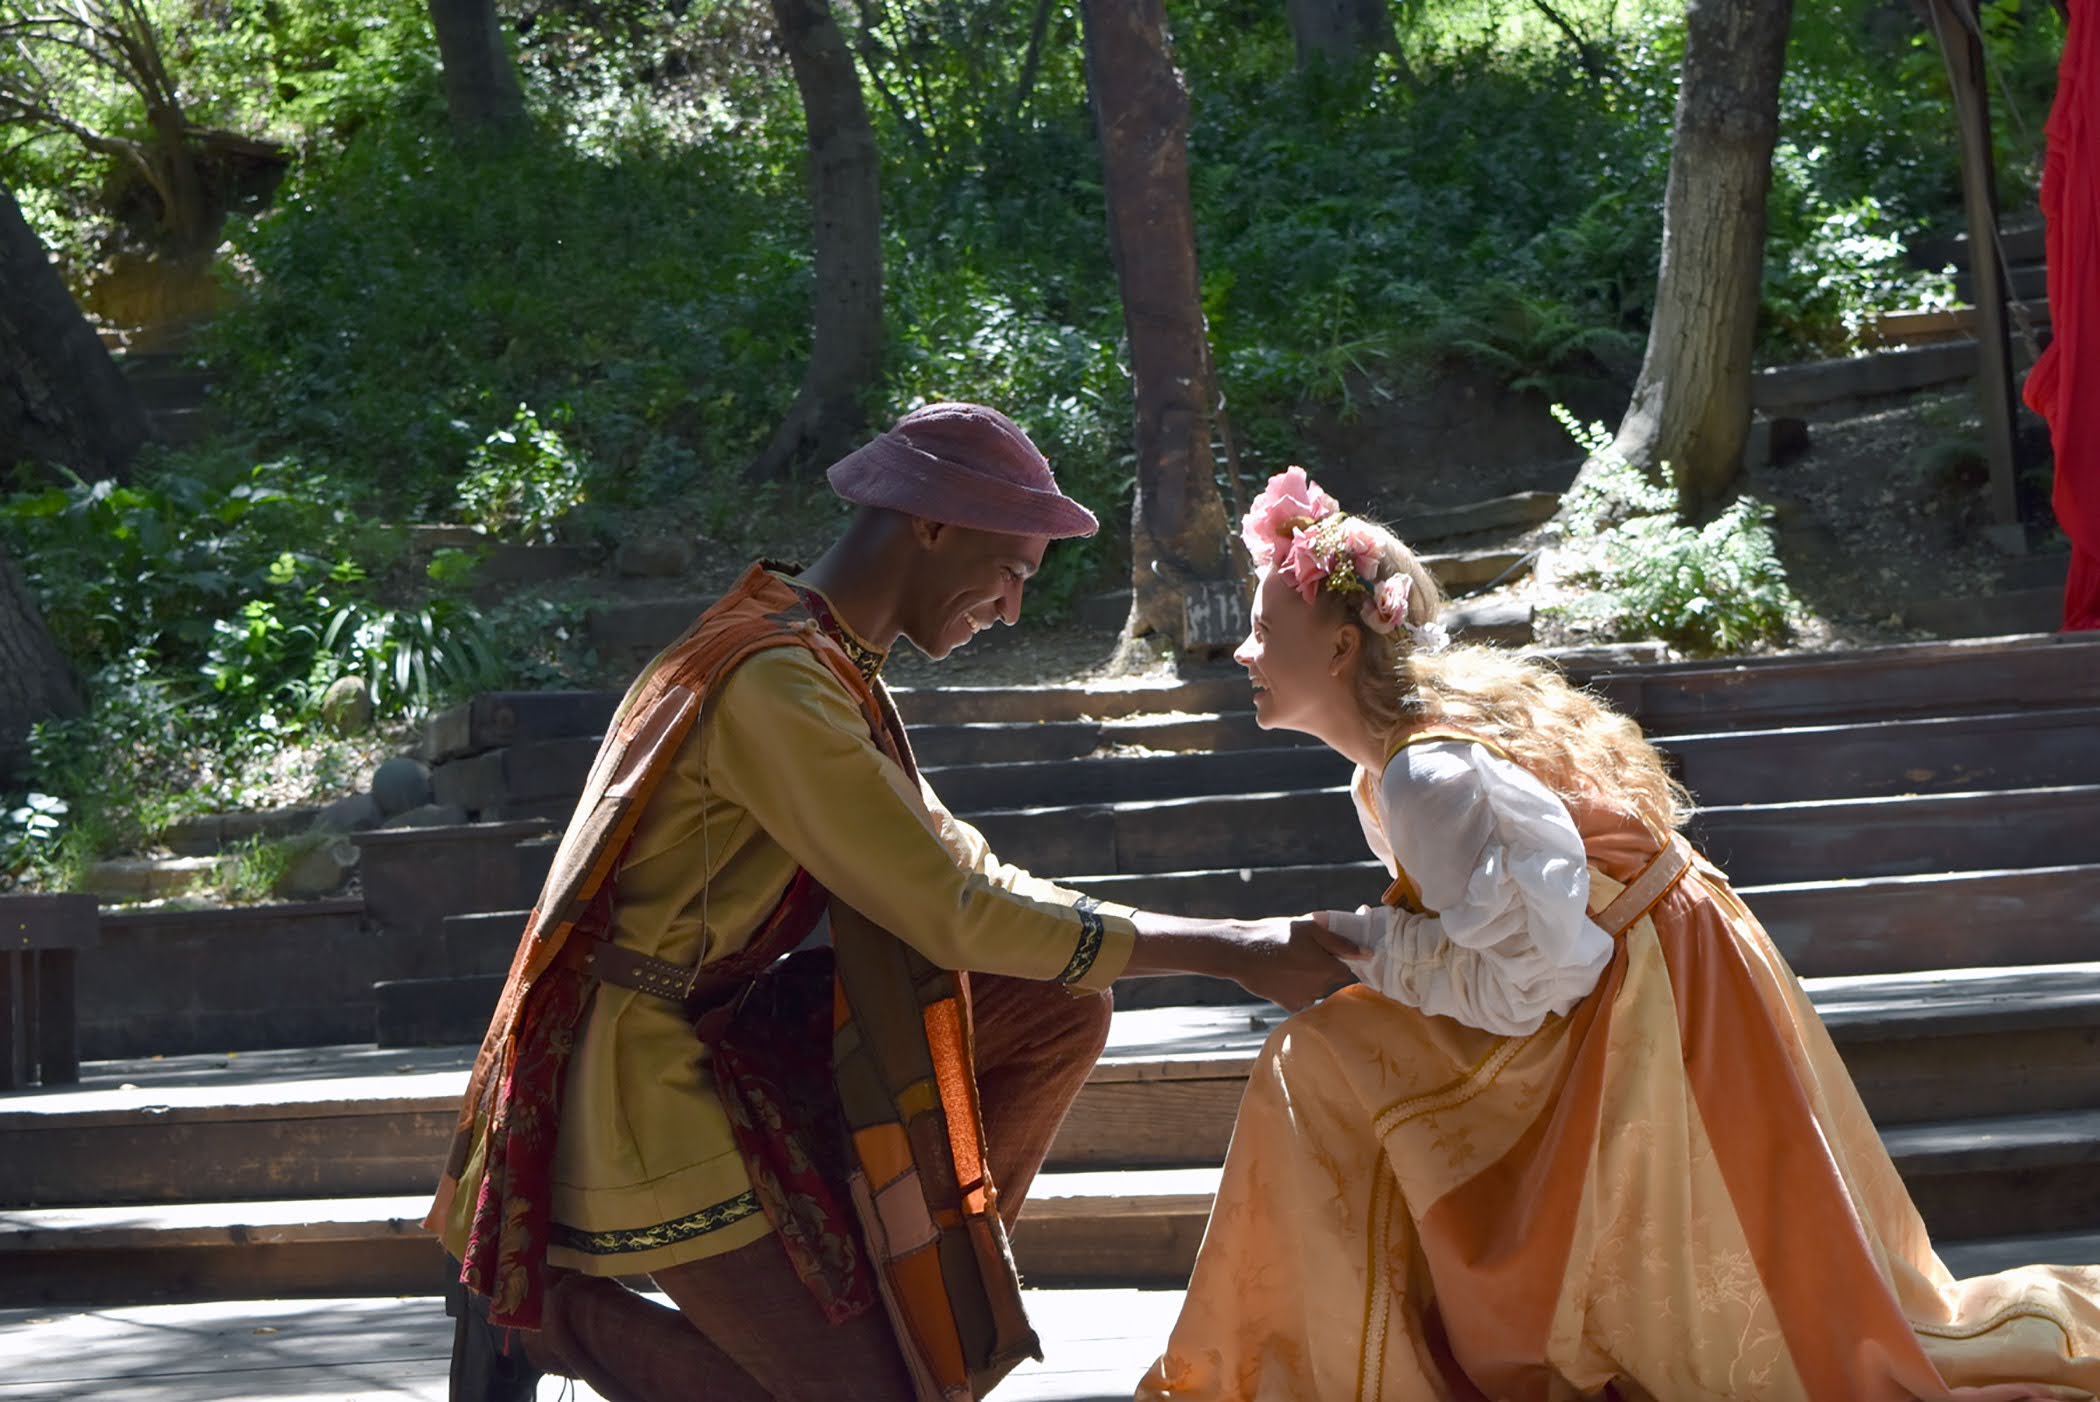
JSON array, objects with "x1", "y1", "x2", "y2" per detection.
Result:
[{"x1": 1234, "y1": 567, "x2": 1352, "y2": 735}]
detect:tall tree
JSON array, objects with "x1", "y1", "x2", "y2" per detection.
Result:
[
  {"x1": 1082, "y1": 0, "x2": 1234, "y2": 647},
  {"x1": 1596, "y1": 0, "x2": 1794, "y2": 519},
  {"x1": 751, "y1": 0, "x2": 884, "y2": 481},
  {"x1": 1285, "y1": 0, "x2": 1397, "y2": 71},
  {"x1": 0, "y1": 0, "x2": 283, "y2": 253},
  {"x1": 0, "y1": 184, "x2": 153, "y2": 480},
  {"x1": 0, "y1": 543, "x2": 79, "y2": 783},
  {"x1": 427, "y1": 0, "x2": 528, "y2": 135}
]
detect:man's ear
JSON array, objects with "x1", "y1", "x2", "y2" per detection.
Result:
[{"x1": 910, "y1": 516, "x2": 947, "y2": 549}]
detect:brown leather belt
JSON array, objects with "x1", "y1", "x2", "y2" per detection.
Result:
[
  {"x1": 582, "y1": 940, "x2": 701, "y2": 1002},
  {"x1": 582, "y1": 938, "x2": 762, "y2": 1023}
]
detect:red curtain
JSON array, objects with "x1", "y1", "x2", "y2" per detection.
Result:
[{"x1": 2025, "y1": 0, "x2": 2100, "y2": 629}]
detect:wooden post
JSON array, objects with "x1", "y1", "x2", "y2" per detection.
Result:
[
  {"x1": 0, "y1": 952, "x2": 23, "y2": 1091},
  {"x1": 1930, "y1": 0, "x2": 2028, "y2": 553},
  {"x1": 1, "y1": 892, "x2": 99, "y2": 1087}
]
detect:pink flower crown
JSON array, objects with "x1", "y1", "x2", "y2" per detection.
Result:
[{"x1": 1240, "y1": 466, "x2": 1449, "y2": 651}]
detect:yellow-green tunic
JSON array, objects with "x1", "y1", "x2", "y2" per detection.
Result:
[{"x1": 517, "y1": 590, "x2": 1135, "y2": 1277}]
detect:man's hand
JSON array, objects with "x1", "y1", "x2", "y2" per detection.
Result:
[
  {"x1": 1221, "y1": 915, "x2": 1355, "y2": 1012},
  {"x1": 1122, "y1": 910, "x2": 1355, "y2": 1012}
]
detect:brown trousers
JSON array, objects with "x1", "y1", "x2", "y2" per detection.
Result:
[{"x1": 527, "y1": 973, "x2": 1113, "y2": 1401}]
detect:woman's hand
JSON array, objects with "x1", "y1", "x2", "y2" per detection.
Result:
[
  {"x1": 1123, "y1": 910, "x2": 1354, "y2": 1011},
  {"x1": 1231, "y1": 915, "x2": 1358, "y2": 1011}
]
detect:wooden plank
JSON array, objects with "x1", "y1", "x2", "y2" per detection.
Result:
[
  {"x1": 941, "y1": 703, "x2": 2097, "y2": 817},
  {"x1": 931, "y1": 745, "x2": 1343, "y2": 815},
  {"x1": 0, "y1": 1289, "x2": 1183, "y2": 1401},
  {"x1": 12, "y1": 966, "x2": 2100, "y2": 1209},
  {"x1": 1929, "y1": 0, "x2": 2025, "y2": 546},
  {"x1": 1752, "y1": 342, "x2": 1978, "y2": 412},
  {"x1": 892, "y1": 675, "x2": 1253, "y2": 728},
  {"x1": 32, "y1": 1101, "x2": 2096, "y2": 1304},
  {"x1": 1595, "y1": 633, "x2": 2100, "y2": 734},
  {"x1": 978, "y1": 775, "x2": 2095, "y2": 885},
  {"x1": 1665, "y1": 707, "x2": 2100, "y2": 805},
  {"x1": 1391, "y1": 491, "x2": 1560, "y2": 544},
  {"x1": 36, "y1": 950, "x2": 78, "y2": 1086},
  {"x1": 0, "y1": 894, "x2": 98, "y2": 952},
  {"x1": 1692, "y1": 785, "x2": 2100, "y2": 886},
  {"x1": 1746, "y1": 864, "x2": 2100, "y2": 977}
]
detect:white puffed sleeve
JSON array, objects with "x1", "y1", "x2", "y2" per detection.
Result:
[{"x1": 1323, "y1": 741, "x2": 1613, "y2": 1036}]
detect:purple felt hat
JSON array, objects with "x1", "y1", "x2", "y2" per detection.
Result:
[{"x1": 827, "y1": 402, "x2": 1100, "y2": 539}]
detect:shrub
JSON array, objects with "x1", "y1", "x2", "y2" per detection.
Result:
[
  {"x1": 1547, "y1": 407, "x2": 1797, "y2": 655},
  {"x1": 456, "y1": 403, "x2": 594, "y2": 543}
]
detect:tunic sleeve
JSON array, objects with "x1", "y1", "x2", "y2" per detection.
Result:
[
  {"x1": 705, "y1": 647, "x2": 1134, "y2": 991},
  {"x1": 1322, "y1": 740, "x2": 1612, "y2": 1035}
]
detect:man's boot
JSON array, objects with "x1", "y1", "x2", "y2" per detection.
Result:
[{"x1": 445, "y1": 1266, "x2": 542, "y2": 1402}]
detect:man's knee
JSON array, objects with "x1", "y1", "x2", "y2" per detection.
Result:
[{"x1": 1067, "y1": 984, "x2": 1113, "y2": 1057}]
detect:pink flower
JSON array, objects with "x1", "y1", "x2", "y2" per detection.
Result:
[
  {"x1": 1340, "y1": 518, "x2": 1382, "y2": 581},
  {"x1": 1280, "y1": 528, "x2": 1329, "y2": 603},
  {"x1": 1361, "y1": 573, "x2": 1411, "y2": 634},
  {"x1": 1240, "y1": 466, "x2": 1339, "y2": 568}
]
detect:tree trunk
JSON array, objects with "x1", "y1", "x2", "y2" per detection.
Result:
[
  {"x1": 145, "y1": 101, "x2": 211, "y2": 253},
  {"x1": 0, "y1": 185, "x2": 153, "y2": 481},
  {"x1": 427, "y1": 0, "x2": 528, "y2": 135},
  {"x1": 1082, "y1": 0, "x2": 1234, "y2": 647},
  {"x1": 750, "y1": 0, "x2": 884, "y2": 481},
  {"x1": 0, "y1": 544, "x2": 80, "y2": 783},
  {"x1": 1594, "y1": 0, "x2": 1792, "y2": 521},
  {"x1": 1285, "y1": 0, "x2": 1396, "y2": 70}
]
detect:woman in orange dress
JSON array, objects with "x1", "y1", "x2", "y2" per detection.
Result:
[{"x1": 1137, "y1": 468, "x2": 2100, "y2": 1401}]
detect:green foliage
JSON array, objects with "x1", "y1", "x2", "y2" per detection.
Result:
[
  {"x1": 1549, "y1": 408, "x2": 1796, "y2": 655},
  {"x1": 0, "y1": 792, "x2": 67, "y2": 891},
  {"x1": 204, "y1": 108, "x2": 810, "y2": 514},
  {"x1": 320, "y1": 598, "x2": 506, "y2": 716},
  {"x1": 215, "y1": 833, "x2": 299, "y2": 903},
  {"x1": 1, "y1": 459, "x2": 383, "y2": 708},
  {"x1": 456, "y1": 404, "x2": 594, "y2": 543},
  {"x1": 0, "y1": 0, "x2": 2067, "y2": 876}
]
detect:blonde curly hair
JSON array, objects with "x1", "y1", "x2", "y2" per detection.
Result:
[{"x1": 1308, "y1": 516, "x2": 1692, "y2": 836}]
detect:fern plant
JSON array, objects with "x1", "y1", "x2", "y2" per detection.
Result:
[{"x1": 1548, "y1": 406, "x2": 1797, "y2": 656}]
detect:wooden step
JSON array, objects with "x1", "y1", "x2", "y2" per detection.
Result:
[
  {"x1": 421, "y1": 690, "x2": 622, "y2": 764},
  {"x1": 1664, "y1": 706, "x2": 2100, "y2": 805},
  {"x1": 11, "y1": 966, "x2": 2097, "y2": 1211},
  {"x1": 1446, "y1": 596, "x2": 1533, "y2": 646},
  {"x1": 76, "y1": 900, "x2": 371, "y2": 1063},
  {"x1": 352, "y1": 820, "x2": 553, "y2": 983},
  {"x1": 1753, "y1": 342, "x2": 1981, "y2": 413},
  {"x1": 1589, "y1": 632, "x2": 2100, "y2": 735},
  {"x1": 0, "y1": 1287, "x2": 1187, "y2": 1402},
  {"x1": 931, "y1": 746, "x2": 1342, "y2": 815},
  {"x1": 1937, "y1": 1229, "x2": 2100, "y2": 1279},
  {"x1": 973, "y1": 781, "x2": 2096, "y2": 886},
  {"x1": 1690, "y1": 785, "x2": 2100, "y2": 887},
  {"x1": 1860, "y1": 300, "x2": 2051, "y2": 350},
  {"x1": 894, "y1": 674, "x2": 1257, "y2": 728},
  {"x1": 1750, "y1": 864, "x2": 2100, "y2": 978},
  {"x1": 1904, "y1": 587, "x2": 2070, "y2": 641},
  {"x1": 12, "y1": 1098, "x2": 2095, "y2": 1306},
  {"x1": 1391, "y1": 491, "x2": 1561, "y2": 545}
]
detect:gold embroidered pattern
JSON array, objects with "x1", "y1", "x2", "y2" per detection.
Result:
[
  {"x1": 1914, "y1": 1305, "x2": 2076, "y2": 1346},
  {"x1": 1356, "y1": 1168, "x2": 1395, "y2": 1402},
  {"x1": 551, "y1": 1190, "x2": 763, "y2": 1256},
  {"x1": 1057, "y1": 897, "x2": 1107, "y2": 984},
  {"x1": 784, "y1": 575, "x2": 888, "y2": 682},
  {"x1": 1372, "y1": 1035, "x2": 1525, "y2": 1141},
  {"x1": 833, "y1": 628, "x2": 886, "y2": 683}
]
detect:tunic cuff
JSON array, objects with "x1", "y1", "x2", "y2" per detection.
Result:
[{"x1": 1059, "y1": 897, "x2": 1137, "y2": 994}]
